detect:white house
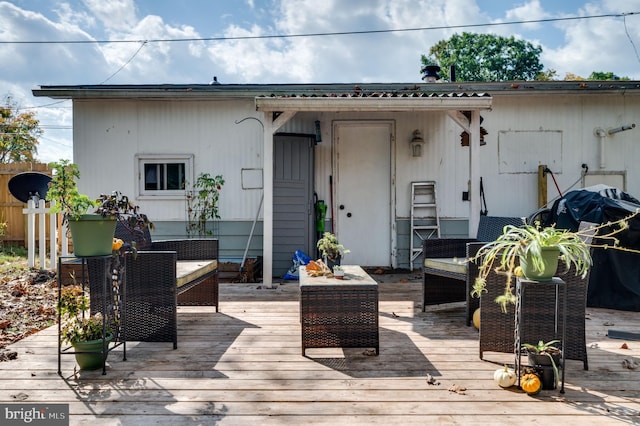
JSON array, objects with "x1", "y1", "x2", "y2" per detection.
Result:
[{"x1": 33, "y1": 80, "x2": 640, "y2": 286}]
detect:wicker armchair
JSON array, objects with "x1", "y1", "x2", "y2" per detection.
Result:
[
  {"x1": 87, "y1": 252, "x2": 178, "y2": 348},
  {"x1": 478, "y1": 262, "x2": 590, "y2": 370},
  {"x1": 476, "y1": 223, "x2": 595, "y2": 370},
  {"x1": 87, "y1": 223, "x2": 219, "y2": 349},
  {"x1": 422, "y1": 216, "x2": 526, "y2": 325}
]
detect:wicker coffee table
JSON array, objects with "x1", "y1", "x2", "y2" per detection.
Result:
[{"x1": 299, "y1": 265, "x2": 379, "y2": 356}]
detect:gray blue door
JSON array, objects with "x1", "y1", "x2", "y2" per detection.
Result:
[{"x1": 273, "y1": 134, "x2": 315, "y2": 277}]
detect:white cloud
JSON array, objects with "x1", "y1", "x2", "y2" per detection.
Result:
[
  {"x1": 3, "y1": 0, "x2": 640, "y2": 161},
  {"x1": 541, "y1": 2, "x2": 640, "y2": 78},
  {"x1": 54, "y1": 2, "x2": 96, "y2": 29},
  {"x1": 82, "y1": 0, "x2": 138, "y2": 32}
]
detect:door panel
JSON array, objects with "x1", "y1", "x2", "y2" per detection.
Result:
[
  {"x1": 273, "y1": 135, "x2": 314, "y2": 277},
  {"x1": 335, "y1": 123, "x2": 392, "y2": 267}
]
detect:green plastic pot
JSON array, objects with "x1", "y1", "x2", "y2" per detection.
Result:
[
  {"x1": 519, "y1": 246, "x2": 560, "y2": 281},
  {"x1": 72, "y1": 333, "x2": 113, "y2": 370},
  {"x1": 68, "y1": 214, "x2": 116, "y2": 257}
]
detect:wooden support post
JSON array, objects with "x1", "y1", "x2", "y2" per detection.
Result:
[{"x1": 538, "y1": 164, "x2": 548, "y2": 208}]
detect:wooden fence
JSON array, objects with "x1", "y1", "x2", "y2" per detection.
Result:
[{"x1": 0, "y1": 162, "x2": 52, "y2": 245}]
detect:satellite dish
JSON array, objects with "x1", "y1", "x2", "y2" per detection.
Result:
[{"x1": 8, "y1": 172, "x2": 52, "y2": 203}]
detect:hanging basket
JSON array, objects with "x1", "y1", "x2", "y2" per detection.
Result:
[
  {"x1": 519, "y1": 246, "x2": 560, "y2": 281},
  {"x1": 68, "y1": 214, "x2": 117, "y2": 257}
]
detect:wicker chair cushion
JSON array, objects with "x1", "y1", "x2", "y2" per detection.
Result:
[{"x1": 176, "y1": 260, "x2": 218, "y2": 288}]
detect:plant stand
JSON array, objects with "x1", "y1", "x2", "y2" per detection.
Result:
[
  {"x1": 514, "y1": 277, "x2": 567, "y2": 393},
  {"x1": 57, "y1": 255, "x2": 127, "y2": 376}
]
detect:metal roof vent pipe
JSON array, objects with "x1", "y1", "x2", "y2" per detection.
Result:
[
  {"x1": 421, "y1": 65, "x2": 441, "y2": 83},
  {"x1": 450, "y1": 65, "x2": 456, "y2": 82}
]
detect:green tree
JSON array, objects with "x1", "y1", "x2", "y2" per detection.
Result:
[
  {"x1": 421, "y1": 32, "x2": 544, "y2": 82},
  {"x1": 0, "y1": 96, "x2": 42, "y2": 163},
  {"x1": 588, "y1": 71, "x2": 629, "y2": 81}
]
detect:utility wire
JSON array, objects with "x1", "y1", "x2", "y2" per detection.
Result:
[
  {"x1": 623, "y1": 15, "x2": 640, "y2": 67},
  {"x1": 0, "y1": 12, "x2": 637, "y2": 45},
  {"x1": 99, "y1": 41, "x2": 147, "y2": 84}
]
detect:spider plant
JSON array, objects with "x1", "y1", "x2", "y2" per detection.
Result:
[
  {"x1": 470, "y1": 212, "x2": 640, "y2": 312},
  {"x1": 471, "y1": 223, "x2": 592, "y2": 312}
]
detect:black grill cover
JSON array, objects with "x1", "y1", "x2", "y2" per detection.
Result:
[{"x1": 544, "y1": 185, "x2": 640, "y2": 311}]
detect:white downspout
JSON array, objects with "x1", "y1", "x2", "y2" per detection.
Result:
[{"x1": 594, "y1": 127, "x2": 607, "y2": 169}]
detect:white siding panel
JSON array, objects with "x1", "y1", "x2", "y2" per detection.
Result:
[
  {"x1": 74, "y1": 99, "x2": 265, "y2": 222},
  {"x1": 473, "y1": 94, "x2": 640, "y2": 217},
  {"x1": 72, "y1": 91, "x2": 640, "y2": 235}
]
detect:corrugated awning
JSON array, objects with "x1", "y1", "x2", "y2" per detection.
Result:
[{"x1": 255, "y1": 92, "x2": 492, "y2": 112}]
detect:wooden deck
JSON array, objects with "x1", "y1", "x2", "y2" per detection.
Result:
[{"x1": 1, "y1": 273, "x2": 640, "y2": 425}]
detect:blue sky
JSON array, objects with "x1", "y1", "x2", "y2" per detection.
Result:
[{"x1": 2, "y1": 0, "x2": 640, "y2": 162}]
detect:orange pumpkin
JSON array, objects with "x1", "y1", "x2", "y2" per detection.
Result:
[{"x1": 520, "y1": 372, "x2": 542, "y2": 395}]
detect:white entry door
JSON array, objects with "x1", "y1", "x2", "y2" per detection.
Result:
[{"x1": 334, "y1": 121, "x2": 393, "y2": 267}]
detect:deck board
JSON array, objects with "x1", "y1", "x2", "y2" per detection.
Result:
[{"x1": 1, "y1": 276, "x2": 639, "y2": 425}]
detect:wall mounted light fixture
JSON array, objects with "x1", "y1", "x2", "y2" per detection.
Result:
[
  {"x1": 410, "y1": 129, "x2": 425, "y2": 157},
  {"x1": 315, "y1": 120, "x2": 322, "y2": 143}
]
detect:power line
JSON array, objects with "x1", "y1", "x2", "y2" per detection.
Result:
[
  {"x1": 624, "y1": 15, "x2": 640, "y2": 67},
  {"x1": 99, "y1": 41, "x2": 147, "y2": 84},
  {"x1": 19, "y1": 100, "x2": 71, "y2": 110},
  {"x1": 0, "y1": 12, "x2": 638, "y2": 45}
]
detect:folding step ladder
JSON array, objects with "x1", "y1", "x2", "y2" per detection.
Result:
[{"x1": 410, "y1": 181, "x2": 440, "y2": 270}]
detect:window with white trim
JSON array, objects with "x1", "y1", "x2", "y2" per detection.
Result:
[{"x1": 136, "y1": 154, "x2": 193, "y2": 198}]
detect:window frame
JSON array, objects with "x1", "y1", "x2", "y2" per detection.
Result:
[{"x1": 135, "y1": 154, "x2": 194, "y2": 199}]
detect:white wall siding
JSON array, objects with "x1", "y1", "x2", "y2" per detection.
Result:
[
  {"x1": 477, "y1": 94, "x2": 640, "y2": 217},
  {"x1": 74, "y1": 99, "x2": 265, "y2": 222},
  {"x1": 279, "y1": 93, "x2": 640, "y2": 225},
  {"x1": 72, "y1": 91, "x2": 640, "y2": 243}
]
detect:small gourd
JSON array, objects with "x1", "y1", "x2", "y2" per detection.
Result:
[
  {"x1": 112, "y1": 238, "x2": 124, "y2": 251},
  {"x1": 520, "y1": 372, "x2": 542, "y2": 395},
  {"x1": 472, "y1": 308, "x2": 481, "y2": 330},
  {"x1": 493, "y1": 364, "x2": 516, "y2": 388}
]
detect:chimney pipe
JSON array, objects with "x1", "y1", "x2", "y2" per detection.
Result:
[{"x1": 450, "y1": 65, "x2": 456, "y2": 82}]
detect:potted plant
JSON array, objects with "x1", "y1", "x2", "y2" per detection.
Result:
[
  {"x1": 333, "y1": 265, "x2": 345, "y2": 279},
  {"x1": 317, "y1": 232, "x2": 350, "y2": 268},
  {"x1": 95, "y1": 191, "x2": 154, "y2": 244},
  {"x1": 48, "y1": 160, "x2": 152, "y2": 256},
  {"x1": 522, "y1": 339, "x2": 561, "y2": 390},
  {"x1": 47, "y1": 159, "x2": 114, "y2": 257},
  {"x1": 470, "y1": 222, "x2": 592, "y2": 312},
  {"x1": 58, "y1": 284, "x2": 114, "y2": 370},
  {"x1": 470, "y1": 214, "x2": 640, "y2": 313}
]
